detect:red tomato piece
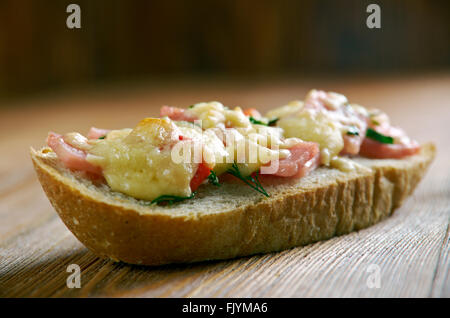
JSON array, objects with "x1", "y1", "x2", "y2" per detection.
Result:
[{"x1": 190, "y1": 163, "x2": 211, "y2": 191}]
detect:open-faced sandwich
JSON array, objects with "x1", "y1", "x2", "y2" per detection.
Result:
[{"x1": 31, "y1": 90, "x2": 435, "y2": 265}]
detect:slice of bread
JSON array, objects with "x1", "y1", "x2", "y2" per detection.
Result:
[{"x1": 30, "y1": 143, "x2": 436, "y2": 266}]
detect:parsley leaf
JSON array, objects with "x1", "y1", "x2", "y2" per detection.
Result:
[
  {"x1": 249, "y1": 116, "x2": 266, "y2": 125},
  {"x1": 226, "y1": 162, "x2": 269, "y2": 197},
  {"x1": 149, "y1": 192, "x2": 196, "y2": 206},
  {"x1": 346, "y1": 126, "x2": 360, "y2": 136},
  {"x1": 98, "y1": 135, "x2": 106, "y2": 139},
  {"x1": 249, "y1": 116, "x2": 278, "y2": 127},
  {"x1": 268, "y1": 118, "x2": 279, "y2": 126},
  {"x1": 366, "y1": 128, "x2": 394, "y2": 144},
  {"x1": 208, "y1": 170, "x2": 221, "y2": 186}
]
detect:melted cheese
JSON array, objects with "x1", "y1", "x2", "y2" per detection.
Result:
[
  {"x1": 277, "y1": 109, "x2": 344, "y2": 165},
  {"x1": 81, "y1": 91, "x2": 376, "y2": 200},
  {"x1": 174, "y1": 122, "x2": 232, "y2": 174},
  {"x1": 220, "y1": 127, "x2": 292, "y2": 176},
  {"x1": 181, "y1": 103, "x2": 300, "y2": 176},
  {"x1": 87, "y1": 118, "x2": 196, "y2": 201},
  {"x1": 272, "y1": 90, "x2": 371, "y2": 169},
  {"x1": 85, "y1": 114, "x2": 298, "y2": 200},
  {"x1": 330, "y1": 157, "x2": 359, "y2": 172},
  {"x1": 186, "y1": 102, "x2": 250, "y2": 129},
  {"x1": 265, "y1": 100, "x2": 303, "y2": 119}
]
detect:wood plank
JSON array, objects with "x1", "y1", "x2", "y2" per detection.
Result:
[
  {"x1": 431, "y1": 223, "x2": 449, "y2": 297},
  {"x1": 1, "y1": 181, "x2": 447, "y2": 297}
]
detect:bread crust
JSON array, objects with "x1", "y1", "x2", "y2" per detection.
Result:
[{"x1": 30, "y1": 143, "x2": 435, "y2": 266}]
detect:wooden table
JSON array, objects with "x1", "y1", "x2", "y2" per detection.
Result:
[{"x1": 1, "y1": 74, "x2": 449, "y2": 297}]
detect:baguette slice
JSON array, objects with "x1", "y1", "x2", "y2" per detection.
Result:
[{"x1": 31, "y1": 143, "x2": 435, "y2": 266}]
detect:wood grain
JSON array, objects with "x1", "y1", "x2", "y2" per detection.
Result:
[{"x1": 0, "y1": 74, "x2": 449, "y2": 297}]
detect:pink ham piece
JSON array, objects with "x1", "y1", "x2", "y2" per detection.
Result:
[
  {"x1": 243, "y1": 108, "x2": 262, "y2": 118},
  {"x1": 305, "y1": 90, "x2": 368, "y2": 156},
  {"x1": 341, "y1": 117, "x2": 368, "y2": 156},
  {"x1": 87, "y1": 127, "x2": 111, "y2": 139},
  {"x1": 160, "y1": 106, "x2": 198, "y2": 122},
  {"x1": 359, "y1": 123, "x2": 420, "y2": 159},
  {"x1": 342, "y1": 134, "x2": 364, "y2": 155},
  {"x1": 47, "y1": 132, "x2": 102, "y2": 175},
  {"x1": 359, "y1": 138, "x2": 420, "y2": 159},
  {"x1": 262, "y1": 142, "x2": 320, "y2": 178},
  {"x1": 359, "y1": 126, "x2": 420, "y2": 159},
  {"x1": 304, "y1": 90, "x2": 329, "y2": 110}
]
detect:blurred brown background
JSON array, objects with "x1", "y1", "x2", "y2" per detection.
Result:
[{"x1": 0, "y1": 0, "x2": 449, "y2": 100}]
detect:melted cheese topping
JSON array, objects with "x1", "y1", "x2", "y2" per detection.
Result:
[
  {"x1": 84, "y1": 115, "x2": 300, "y2": 200},
  {"x1": 277, "y1": 109, "x2": 344, "y2": 165},
  {"x1": 180, "y1": 102, "x2": 301, "y2": 175},
  {"x1": 80, "y1": 91, "x2": 378, "y2": 200},
  {"x1": 174, "y1": 121, "x2": 232, "y2": 174},
  {"x1": 87, "y1": 118, "x2": 196, "y2": 200},
  {"x1": 186, "y1": 102, "x2": 250, "y2": 129},
  {"x1": 220, "y1": 126, "x2": 294, "y2": 176},
  {"x1": 272, "y1": 90, "x2": 369, "y2": 167},
  {"x1": 330, "y1": 157, "x2": 359, "y2": 172},
  {"x1": 265, "y1": 100, "x2": 303, "y2": 120}
]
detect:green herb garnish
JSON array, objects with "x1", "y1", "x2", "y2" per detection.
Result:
[
  {"x1": 208, "y1": 170, "x2": 221, "y2": 186},
  {"x1": 98, "y1": 135, "x2": 106, "y2": 139},
  {"x1": 268, "y1": 118, "x2": 279, "y2": 126},
  {"x1": 366, "y1": 128, "x2": 394, "y2": 144},
  {"x1": 188, "y1": 104, "x2": 195, "y2": 109},
  {"x1": 249, "y1": 116, "x2": 278, "y2": 127},
  {"x1": 226, "y1": 162, "x2": 269, "y2": 197},
  {"x1": 249, "y1": 116, "x2": 266, "y2": 125},
  {"x1": 149, "y1": 192, "x2": 196, "y2": 206},
  {"x1": 346, "y1": 126, "x2": 360, "y2": 136}
]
